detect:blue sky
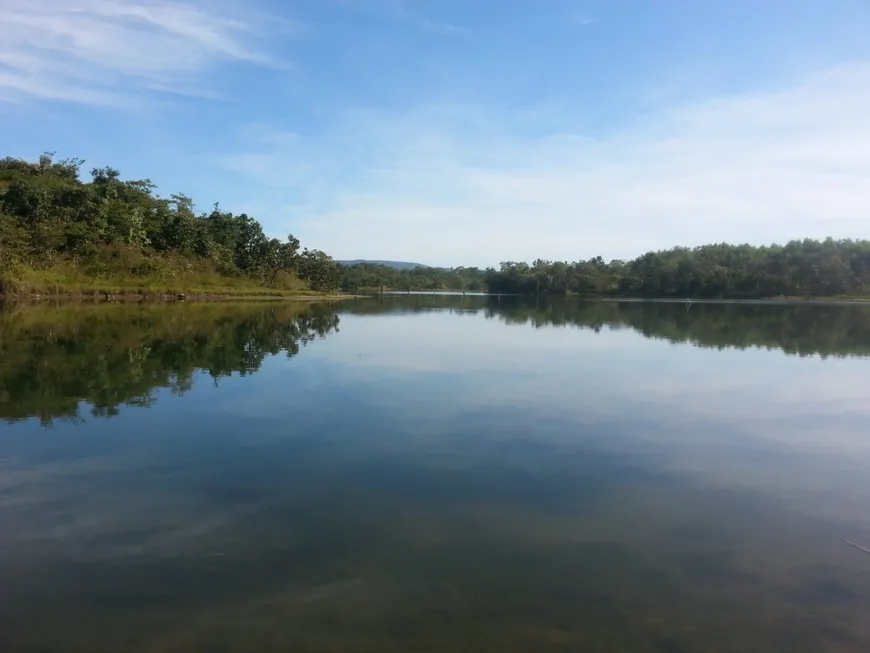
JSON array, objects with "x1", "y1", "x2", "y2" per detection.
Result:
[{"x1": 2, "y1": 0, "x2": 869, "y2": 266}]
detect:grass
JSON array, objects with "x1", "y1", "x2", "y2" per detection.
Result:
[{"x1": 0, "y1": 253, "x2": 341, "y2": 300}]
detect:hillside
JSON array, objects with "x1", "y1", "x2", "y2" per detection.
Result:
[
  {"x1": 0, "y1": 154, "x2": 342, "y2": 296},
  {"x1": 338, "y1": 259, "x2": 429, "y2": 270}
]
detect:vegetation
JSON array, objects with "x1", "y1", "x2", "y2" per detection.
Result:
[
  {"x1": 5, "y1": 154, "x2": 869, "y2": 301},
  {"x1": 341, "y1": 240, "x2": 870, "y2": 299},
  {"x1": 487, "y1": 240, "x2": 870, "y2": 297},
  {"x1": 0, "y1": 302, "x2": 340, "y2": 424},
  {"x1": 338, "y1": 259, "x2": 428, "y2": 270},
  {"x1": 339, "y1": 263, "x2": 487, "y2": 293},
  {"x1": 0, "y1": 154, "x2": 341, "y2": 295}
]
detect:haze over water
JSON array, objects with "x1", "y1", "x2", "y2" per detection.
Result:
[{"x1": 1, "y1": 297, "x2": 870, "y2": 652}]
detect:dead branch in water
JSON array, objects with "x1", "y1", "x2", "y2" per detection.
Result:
[{"x1": 843, "y1": 540, "x2": 870, "y2": 555}]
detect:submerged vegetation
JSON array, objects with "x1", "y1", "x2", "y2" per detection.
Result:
[{"x1": 0, "y1": 154, "x2": 341, "y2": 296}]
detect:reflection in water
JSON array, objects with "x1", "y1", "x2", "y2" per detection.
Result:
[
  {"x1": 343, "y1": 294, "x2": 870, "y2": 357},
  {"x1": 3, "y1": 296, "x2": 869, "y2": 426},
  {"x1": 0, "y1": 302, "x2": 340, "y2": 424},
  {"x1": 1, "y1": 298, "x2": 870, "y2": 652}
]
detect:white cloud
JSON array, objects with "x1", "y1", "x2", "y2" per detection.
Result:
[
  {"x1": 0, "y1": 0, "x2": 279, "y2": 105},
  {"x1": 223, "y1": 63, "x2": 870, "y2": 265}
]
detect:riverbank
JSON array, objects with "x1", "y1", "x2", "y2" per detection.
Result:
[
  {"x1": 0, "y1": 292, "x2": 358, "y2": 311},
  {"x1": 0, "y1": 289, "x2": 351, "y2": 302},
  {"x1": 0, "y1": 265, "x2": 355, "y2": 303},
  {"x1": 592, "y1": 295, "x2": 870, "y2": 304},
  {"x1": 339, "y1": 289, "x2": 870, "y2": 304}
]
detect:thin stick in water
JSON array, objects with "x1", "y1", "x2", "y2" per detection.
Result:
[{"x1": 843, "y1": 540, "x2": 870, "y2": 555}]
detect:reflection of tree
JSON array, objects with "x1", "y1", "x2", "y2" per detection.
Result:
[
  {"x1": 339, "y1": 296, "x2": 870, "y2": 358},
  {"x1": 4, "y1": 296, "x2": 866, "y2": 424},
  {"x1": 492, "y1": 299, "x2": 870, "y2": 358},
  {"x1": 0, "y1": 303, "x2": 340, "y2": 424}
]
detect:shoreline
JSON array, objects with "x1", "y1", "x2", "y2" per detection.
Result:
[
  {"x1": 0, "y1": 291, "x2": 360, "y2": 304},
  {"x1": 594, "y1": 296, "x2": 870, "y2": 305},
  {"x1": 4, "y1": 291, "x2": 869, "y2": 306},
  {"x1": 347, "y1": 291, "x2": 870, "y2": 305}
]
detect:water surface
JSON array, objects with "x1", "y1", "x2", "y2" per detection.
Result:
[{"x1": 1, "y1": 297, "x2": 870, "y2": 652}]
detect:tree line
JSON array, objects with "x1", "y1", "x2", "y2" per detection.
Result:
[
  {"x1": 6, "y1": 153, "x2": 869, "y2": 299},
  {"x1": 341, "y1": 239, "x2": 870, "y2": 299},
  {"x1": 339, "y1": 263, "x2": 488, "y2": 293},
  {"x1": 0, "y1": 153, "x2": 341, "y2": 292}
]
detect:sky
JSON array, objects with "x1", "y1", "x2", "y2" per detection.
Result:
[{"x1": 1, "y1": 0, "x2": 869, "y2": 267}]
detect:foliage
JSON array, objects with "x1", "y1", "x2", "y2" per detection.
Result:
[
  {"x1": 339, "y1": 263, "x2": 488, "y2": 292},
  {"x1": 0, "y1": 154, "x2": 341, "y2": 293},
  {"x1": 5, "y1": 154, "x2": 868, "y2": 299},
  {"x1": 487, "y1": 241, "x2": 870, "y2": 298},
  {"x1": 297, "y1": 248, "x2": 342, "y2": 291},
  {"x1": 341, "y1": 240, "x2": 870, "y2": 299}
]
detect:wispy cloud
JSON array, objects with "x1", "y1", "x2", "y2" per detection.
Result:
[
  {"x1": 393, "y1": 1, "x2": 468, "y2": 35},
  {"x1": 221, "y1": 63, "x2": 870, "y2": 265},
  {"x1": 0, "y1": 0, "x2": 280, "y2": 105},
  {"x1": 333, "y1": 0, "x2": 467, "y2": 35}
]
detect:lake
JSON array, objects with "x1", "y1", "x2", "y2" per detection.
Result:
[{"x1": 1, "y1": 297, "x2": 870, "y2": 652}]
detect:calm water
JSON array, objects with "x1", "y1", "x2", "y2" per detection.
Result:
[{"x1": 2, "y1": 297, "x2": 870, "y2": 652}]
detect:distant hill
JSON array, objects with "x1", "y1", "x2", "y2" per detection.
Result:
[{"x1": 337, "y1": 259, "x2": 429, "y2": 270}]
